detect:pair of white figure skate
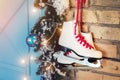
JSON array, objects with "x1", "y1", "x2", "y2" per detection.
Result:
[
  {"x1": 53, "y1": 20, "x2": 102, "y2": 68},
  {"x1": 53, "y1": 0, "x2": 102, "y2": 68}
]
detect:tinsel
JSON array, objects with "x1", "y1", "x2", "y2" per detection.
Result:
[
  {"x1": 31, "y1": 1, "x2": 67, "y2": 79},
  {"x1": 34, "y1": 0, "x2": 69, "y2": 16},
  {"x1": 52, "y1": 0, "x2": 69, "y2": 15}
]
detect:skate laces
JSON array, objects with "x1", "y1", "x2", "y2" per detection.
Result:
[
  {"x1": 75, "y1": 34, "x2": 93, "y2": 49},
  {"x1": 74, "y1": 0, "x2": 86, "y2": 35},
  {"x1": 74, "y1": 0, "x2": 93, "y2": 49}
]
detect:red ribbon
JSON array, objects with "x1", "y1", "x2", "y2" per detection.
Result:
[
  {"x1": 74, "y1": 0, "x2": 86, "y2": 35},
  {"x1": 80, "y1": 0, "x2": 86, "y2": 31}
]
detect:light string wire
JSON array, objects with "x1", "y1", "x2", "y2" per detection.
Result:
[{"x1": 42, "y1": 25, "x2": 58, "y2": 44}]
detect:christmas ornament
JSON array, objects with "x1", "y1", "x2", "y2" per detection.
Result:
[{"x1": 26, "y1": 34, "x2": 39, "y2": 47}]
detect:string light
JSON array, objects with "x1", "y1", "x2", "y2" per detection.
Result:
[
  {"x1": 59, "y1": 28, "x2": 62, "y2": 32},
  {"x1": 46, "y1": 64, "x2": 52, "y2": 70},
  {"x1": 39, "y1": 3, "x2": 45, "y2": 8},
  {"x1": 20, "y1": 59, "x2": 26, "y2": 64},
  {"x1": 40, "y1": 26, "x2": 60, "y2": 46},
  {"x1": 32, "y1": 7, "x2": 37, "y2": 13},
  {"x1": 30, "y1": 56, "x2": 36, "y2": 61},
  {"x1": 37, "y1": 26, "x2": 62, "y2": 47},
  {"x1": 41, "y1": 39, "x2": 48, "y2": 46},
  {"x1": 23, "y1": 76, "x2": 28, "y2": 80}
]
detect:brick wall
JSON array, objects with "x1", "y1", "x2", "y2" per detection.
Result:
[{"x1": 64, "y1": 0, "x2": 120, "y2": 80}]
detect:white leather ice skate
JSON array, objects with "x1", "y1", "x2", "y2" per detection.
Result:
[
  {"x1": 63, "y1": 32, "x2": 101, "y2": 61},
  {"x1": 58, "y1": 20, "x2": 102, "y2": 58},
  {"x1": 53, "y1": 51, "x2": 101, "y2": 68},
  {"x1": 64, "y1": 32, "x2": 96, "y2": 60},
  {"x1": 59, "y1": 0, "x2": 102, "y2": 59},
  {"x1": 55, "y1": 32, "x2": 101, "y2": 68}
]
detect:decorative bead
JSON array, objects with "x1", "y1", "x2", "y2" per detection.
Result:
[{"x1": 26, "y1": 34, "x2": 39, "y2": 47}]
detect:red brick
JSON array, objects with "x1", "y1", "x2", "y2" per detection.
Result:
[
  {"x1": 69, "y1": 0, "x2": 89, "y2": 8},
  {"x1": 95, "y1": 43, "x2": 117, "y2": 58},
  {"x1": 97, "y1": 60, "x2": 120, "y2": 75},
  {"x1": 103, "y1": 75, "x2": 120, "y2": 80},
  {"x1": 96, "y1": 10, "x2": 119, "y2": 24},
  {"x1": 90, "y1": 0, "x2": 120, "y2": 7},
  {"x1": 89, "y1": 26, "x2": 120, "y2": 41},
  {"x1": 64, "y1": 9, "x2": 120, "y2": 24},
  {"x1": 83, "y1": 9, "x2": 120, "y2": 24},
  {"x1": 76, "y1": 71, "x2": 103, "y2": 80},
  {"x1": 69, "y1": 0, "x2": 76, "y2": 8},
  {"x1": 63, "y1": 9, "x2": 74, "y2": 21},
  {"x1": 82, "y1": 24, "x2": 89, "y2": 32}
]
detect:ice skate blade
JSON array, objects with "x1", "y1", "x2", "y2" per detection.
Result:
[
  {"x1": 64, "y1": 65, "x2": 102, "y2": 70},
  {"x1": 71, "y1": 49, "x2": 102, "y2": 59}
]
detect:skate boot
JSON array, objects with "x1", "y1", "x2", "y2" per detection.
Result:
[
  {"x1": 63, "y1": 32, "x2": 100, "y2": 61},
  {"x1": 58, "y1": 20, "x2": 102, "y2": 59},
  {"x1": 59, "y1": 0, "x2": 102, "y2": 58},
  {"x1": 64, "y1": 32, "x2": 96, "y2": 60},
  {"x1": 53, "y1": 51, "x2": 101, "y2": 68},
  {"x1": 54, "y1": 32, "x2": 101, "y2": 68},
  {"x1": 55, "y1": 32, "x2": 95, "y2": 61}
]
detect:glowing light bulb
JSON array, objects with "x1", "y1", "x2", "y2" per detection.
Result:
[
  {"x1": 21, "y1": 59, "x2": 26, "y2": 64},
  {"x1": 23, "y1": 77, "x2": 27, "y2": 80},
  {"x1": 41, "y1": 39, "x2": 48, "y2": 46},
  {"x1": 59, "y1": 28, "x2": 62, "y2": 32},
  {"x1": 30, "y1": 56, "x2": 36, "y2": 61},
  {"x1": 32, "y1": 7, "x2": 37, "y2": 13}
]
